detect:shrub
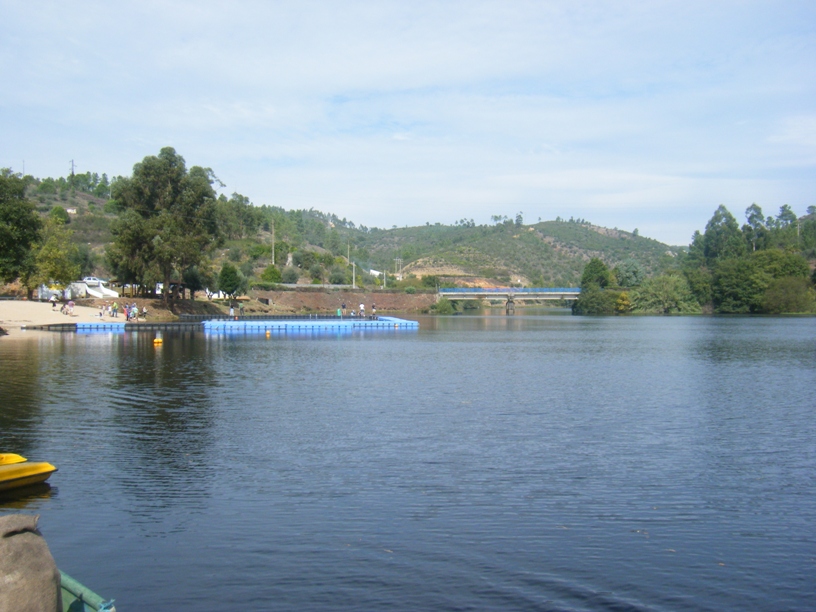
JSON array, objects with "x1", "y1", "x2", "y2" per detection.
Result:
[
  {"x1": 572, "y1": 285, "x2": 618, "y2": 315},
  {"x1": 329, "y1": 266, "x2": 347, "y2": 285},
  {"x1": 248, "y1": 244, "x2": 272, "y2": 260},
  {"x1": 260, "y1": 265, "x2": 282, "y2": 283},
  {"x1": 405, "y1": 286, "x2": 416, "y2": 294},
  {"x1": 432, "y1": 296, "x2": 455, "y2": 314},
  {"x1": 251, "y1": 281, "x2": 278, "y2": 291},
  {"x1": 761, "y1": 277, "x2": 816, "y2": 314},
  {"x1": 281, "y1": 267, "x2": 299, "y2": 284},
  {"x1": 49, "y1": 206, "x2": 70, "y2": 224}
]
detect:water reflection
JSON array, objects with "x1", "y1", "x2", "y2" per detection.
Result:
[
  {"x1": 0, "y1": 483, "x2": 54, "y2": 509},
  {"x1": 0, "y1": 336, "x2": 58, "y2": 458},
  {"x1": 103, "y1": 332, "x2": 218, "y2": 523}
]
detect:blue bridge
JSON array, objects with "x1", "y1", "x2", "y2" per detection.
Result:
[{"x1": 438, "y1": 287, "x2": 580, "y2": 301}]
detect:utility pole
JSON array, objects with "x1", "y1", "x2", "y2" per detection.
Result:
[
  {"x1": 352, "y1": 263, "x2": 356, "y2": 289},
  {"x1": 271, "y1": 223, "x2": 275, "y2": 265}
]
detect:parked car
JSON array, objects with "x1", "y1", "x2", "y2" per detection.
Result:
[{"x1": 82, "y1": 277, "x2": 107, "y2": 286}]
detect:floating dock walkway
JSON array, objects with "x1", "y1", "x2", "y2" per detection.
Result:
[{"x1": 23, "y1": 315, "x2": 418, "y2": 334}]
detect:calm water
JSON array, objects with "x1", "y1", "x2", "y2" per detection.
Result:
[{"x1": 1, "y1": 312, "x2": 814, "y2": 611}]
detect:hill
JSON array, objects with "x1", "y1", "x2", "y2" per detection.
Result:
[
  {"x1": 356, "y1": 219, "x2": 678, "y2": 287},
  {"x1": 19, "y1": 169, "x2": 679, "y2": 289}
]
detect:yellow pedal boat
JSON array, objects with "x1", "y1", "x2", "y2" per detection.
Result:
[
  {"x1": 0, "y1": 453, "x2": 27, "y2": 465},
  {"x1": 0, "y1": 455, "x2": 57, "y2": 492}
]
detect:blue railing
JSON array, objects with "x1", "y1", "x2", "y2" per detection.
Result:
[{"x1": 440, "y1": 287, "x2": 579, "y2": 293}]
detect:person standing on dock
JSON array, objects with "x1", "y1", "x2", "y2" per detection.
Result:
[
  {"x1": 342, "y1": 303, "x2": 346, "y2": 315},
  {"x1": 359, "y1": 303, "x2": 365, "y2": 317}
]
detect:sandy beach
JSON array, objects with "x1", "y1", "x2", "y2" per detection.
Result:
[{"x1": 0, "y1": 299, "x2": 123, "y2": 336}]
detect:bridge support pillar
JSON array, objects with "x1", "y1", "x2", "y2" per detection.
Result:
[{"x1": 505, "y1": 297, "x2": 515, "y2": 315}]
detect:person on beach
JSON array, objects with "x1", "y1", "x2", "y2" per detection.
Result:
[
  {"x1": 50, "y1": 294, "x2": 58, "y2": 310},
  {"x1": 341, "y1": 303, "x2": 346, "y2": 315},
  {"x1": 359, "y1": 303, "x2": 365, "y2": 317},
  {"x1": 142, "y1": 305, "x2": 148, "y2": 320},
  {"x1": 112, "y1": 301, "x2": 118, "y2": 317}
]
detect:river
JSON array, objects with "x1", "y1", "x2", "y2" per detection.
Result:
[{"x1": 1, "y1": 312, "x2": 814, "y2": 611}]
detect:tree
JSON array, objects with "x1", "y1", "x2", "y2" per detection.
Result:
[
  {"x1": 703, "y1": 205, "x2": 746, "y2": 263},
  {"x1": 682, "y1": 266, "x2": 713, "y2": 307},
  {"x1": 218, "y1": 263, "x2": 244, "y2": 298},
  {"x1": 742, "y1": 203, "x2": 766, "y2": 252},
  {"x1": 69, "y1": 243, "x2": 96, "y2": 279},
  {"x1": 105, "y1": 209, "x2": 156, "y2": 294},
  {"x1": 776, "y1": 204, "x2": 797, "y2": 227},
  {"x1": 761, "y1": 277, "x2": 816, "y2": 314},
  {"x1": 712, "y1": 258, "x2": 768, "y2": 313},
  {"x1": 750, "y1": 249, "x2": 809, "y2": 279},
  {"x1": 183, "y1": 265, "x2": 215, "y2": 300},
  {"x1": 110, "y1": 148, "x2": 221, "y2": 304},
  {"x1": 580, "y1": 258, "x2": 613, "y2": 288},
  {"x1": 571, "y1": 285, "x2": 618, "y2": 315},
  {"x1": 630, "y1": 273, "x2": 701, "y2": 314},
  {"x1": 710, "y1": 250, "x2": 810, "y2": 314},
  {"x1": 614, "y1": 259, "x2": 645, "y2": 287},
  {"x1": 30, "y1": 218, "x2": 80, "y2": 292},
  {"x1": 0, "y1": 169, "x2": 42, "y2": 283}
]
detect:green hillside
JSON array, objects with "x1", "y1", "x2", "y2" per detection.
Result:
[
  {"x1": 17, "y1": 170, "x2": 679, "y2": 289},
  {"x1": 356, "y1": 219, "x2": 678, "y2": 286},
  {"x1": 10, "y1": 159, "x2": 680, "y2": 291}
]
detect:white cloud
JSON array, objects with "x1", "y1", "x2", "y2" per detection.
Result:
[{"x1": 1, "y1": 1, "x2": 815, "y2": 245}]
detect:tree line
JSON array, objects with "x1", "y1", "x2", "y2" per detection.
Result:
[
  {"x1": 573, "y1": 203, "x2": 816, "y2": 315},
  {"x1": 2, "y1": 148, "x2": 381, "y2": 302},
  {"x1": 0, "y1": 169, "x2": 82, "y2": 296}
]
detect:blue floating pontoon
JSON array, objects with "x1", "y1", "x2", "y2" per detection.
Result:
[
  {"x1": 202, "y1": 316, "x2": 419, "y2": 334},
  {"x1": 56, "y1": 316, "x2": 419, "y2": 335},
  {"x1": 76, "y1": 322, "x2": 126, "y2": 334}
]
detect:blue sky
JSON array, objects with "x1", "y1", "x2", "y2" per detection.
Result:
[{"x1": 2, "y1": 1, "x2": 814, "y2": 245}]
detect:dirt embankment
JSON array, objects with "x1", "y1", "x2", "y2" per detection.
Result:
[{"x1": 253, "y1": 289, "x2": 437, "y2": 313}]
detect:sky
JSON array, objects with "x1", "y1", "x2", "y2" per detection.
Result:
[{"x1": 1, "y1": 1, "x2": 814, "y2": 246}]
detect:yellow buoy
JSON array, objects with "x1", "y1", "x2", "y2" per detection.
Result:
[{"x1": 153, "y1": 338, "x2": 163, "y2": 345}]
